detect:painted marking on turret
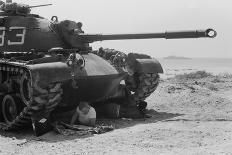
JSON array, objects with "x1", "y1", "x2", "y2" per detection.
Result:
[{"x1": 0, "y1": 27, "x2": 26, "y2": 46}]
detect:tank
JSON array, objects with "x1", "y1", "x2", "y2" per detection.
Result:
[{"x1": 0, "y1": 1, "x2": 216, "y2": 134}]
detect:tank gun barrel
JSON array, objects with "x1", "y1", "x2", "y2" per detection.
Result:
[
  {"x1": 29, "y1": 4, "x2": 52, "y2": 9},
  {"x1": 78, "y1": 29, "x2": 216, "y2": 43}
]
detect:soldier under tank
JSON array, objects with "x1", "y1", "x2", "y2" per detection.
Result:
[
  {"x1": 0, "y1": 0, "x2": 216, "y2": 136},
  {"x1": 70, "y1": 101, "x2": 96, "y2": 127}
]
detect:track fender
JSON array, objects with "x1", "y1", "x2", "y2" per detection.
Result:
[
  {"x1": 129, "y1": 58, "x2": 163, "y2": 74},
  {"x1": 28, "y1": 63, "x2": 71, "y2": 88}
]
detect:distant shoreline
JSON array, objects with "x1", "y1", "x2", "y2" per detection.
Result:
[{"x1": 163, "y1": 56, "x2": 191, "y2": 60}]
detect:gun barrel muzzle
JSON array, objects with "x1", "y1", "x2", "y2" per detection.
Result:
[{"x1": 165, "y1": 29, "x2": 217, "y2": 39}]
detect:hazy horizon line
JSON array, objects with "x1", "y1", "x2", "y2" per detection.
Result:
[{"x1": 158, "y1": 56, "x2": 232, "y2": 59}]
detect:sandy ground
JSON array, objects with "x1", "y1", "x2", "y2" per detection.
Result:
[{"x1": 0, "y1": 73, "x2": 232, "y2": 155}]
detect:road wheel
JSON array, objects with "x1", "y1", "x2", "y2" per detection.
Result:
[{"x1": 2, "y1": 95, "x2": 24, "y2": 125}]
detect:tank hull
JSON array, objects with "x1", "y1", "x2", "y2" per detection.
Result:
[{"x1": 0, "y1": 53, "x2": 127, "y2": 103}]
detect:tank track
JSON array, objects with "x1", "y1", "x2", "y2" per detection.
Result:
[
  {"x1": 0, "y1": 63, "x2": 62, "y2": 131},
  {"x1": 126, "y1": 73, "x2": 160, "y2": 103}
]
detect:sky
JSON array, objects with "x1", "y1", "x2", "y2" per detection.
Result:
[{"x1": 14, "y1": 0, "x2": 232, "y2": 58}]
